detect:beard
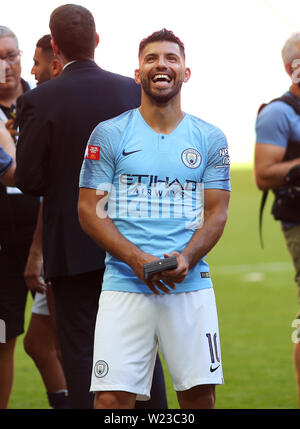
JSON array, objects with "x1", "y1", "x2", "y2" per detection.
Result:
[
  {"x1": 37, "y1": 68, "x2": 51, "y2": 85},
  {"x1": 140, "y1": 75, "x2": 183, "y2": 104}
]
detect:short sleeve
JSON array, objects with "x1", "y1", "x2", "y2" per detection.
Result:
[
  {"x1": 202, "y1": 127, "x2": 231, "y2": 191},
  {"x1": 79, "y1": 123, "x2": 116, "y2": 192},
  {"x1": 255, "y1": 101, "x2": 291, "y2": 148},
  {"x1": 0, "y1": 146, "x2": 13, "y2": 176}
]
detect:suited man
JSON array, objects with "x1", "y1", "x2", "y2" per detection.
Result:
[{"x1": 15, "y1": 4, "x2": 167, "y2": 409}]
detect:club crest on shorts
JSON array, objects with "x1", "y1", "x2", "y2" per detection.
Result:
[
  {"x1": 181, "y1": 148, "x2": 202, "y2": 169},
  {"x1": 94, "y1": 360, "x2": 109, "y2": 378}
]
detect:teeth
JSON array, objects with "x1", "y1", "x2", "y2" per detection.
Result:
[{"x1": 153, "y1": 74, "x2": 171, "y2": 82}]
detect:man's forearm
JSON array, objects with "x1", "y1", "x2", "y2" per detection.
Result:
[
  {"x1": 1, "y1": 162, "x2": 15, "y2": 186},
  {"x1": 78, "y1": 190, "x2": 172, "y2": 294},
  {"x1": 256, "y1": 158, "x2": 300, "y2": 190},
  {"x1": 182, "y1": 209, "x2": 228, "y2": 270},
  {"x1": 78, "y1": 201, "x2": 143, "y2": 267},
  {"x1": 0, "y1": 128, "x2": 16, "y2": 158},
  {"x1": 29, "y1": 200, "x2": 43, "y2": 255}
]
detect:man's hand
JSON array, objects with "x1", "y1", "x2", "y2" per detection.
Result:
[
  {"x1": 255, "y1": 143, "x2": 300, "y2": 190},
  {"x1": 5, "y1": 119, "x2": 18, "y2": 142},
  {"x1": 152, "y1": 252, "x2": 189, "y2": 286},
  {"x1": 129, "y1": 252, "x2": 177, "y2": 295},
  {"x1": 24, "y1": 249, "x2": 47, "y2": 294}
]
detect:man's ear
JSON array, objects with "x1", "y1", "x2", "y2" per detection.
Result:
[
  {"x1": 285, "y1": 62, "x2": 293, "y2": 77},
  {"x1": 134, "y1": 69, "x2": 141, "y2": 85},
  {"x1": 183, "y1": 67, "x2": 191, "y2": 83},
  {"x1": 51, "y1": 38, "x2": 59, "y2": 57},
  {"x1": 95, "y1": 32, "x2": 100, "y2": 48},
  {"x1": 50, "y1": 58, "x2": 63, "y2": 78}
]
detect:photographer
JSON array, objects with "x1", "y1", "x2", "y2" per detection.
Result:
[{"x1": 254, "y1": 32, "x2": 300, "y2": 407}]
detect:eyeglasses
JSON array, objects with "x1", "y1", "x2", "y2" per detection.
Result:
[{"x1": 0, "y1": 50, "x2": 22, "y2": 65}]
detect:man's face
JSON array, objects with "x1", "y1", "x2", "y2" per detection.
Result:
[
  {"x1": 135, "y1": 41, "x2": 190, "y2": 104},
  {"x1": 0, "y1": 36, "x2": 21, "y2": 95},
  {"x1": 31, "y1": 47, "x2": 51, "y2": 85}
]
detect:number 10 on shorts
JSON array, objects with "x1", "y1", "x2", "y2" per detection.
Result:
[{"x1": 206, "y1": 333, "x2": 220, "y2": 372}]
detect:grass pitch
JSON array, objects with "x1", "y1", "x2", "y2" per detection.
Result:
[{"x1": 8, "y1": 168, "x2": 299, "y2": 409}]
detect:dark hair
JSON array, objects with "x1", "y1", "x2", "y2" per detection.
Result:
[
  {"x1": 139, "y1": 28, "x2": 185, "y2": 59},
  {"x1": 49, "y1": 4, "x2": 96, "y2": 61},
  {"x1": 36, "y1": 34, "x2": 53, "y2": 57}
]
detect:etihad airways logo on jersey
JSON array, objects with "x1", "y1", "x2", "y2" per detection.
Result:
[
  {"x1": 119, "y1": 174, "x2": 199, "y2": 194},
  {"x1": 95, "y1": 175, "x2": 204, "y2": 230}
]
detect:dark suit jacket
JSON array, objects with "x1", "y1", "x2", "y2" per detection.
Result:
[{"x1": 15, "y1": 60, "x2": 141, "y2": 279}]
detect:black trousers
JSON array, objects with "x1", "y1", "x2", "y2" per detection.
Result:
[
  {"x1": 0, "y1": 242, "x2": 30, "y2": 340},
  {"x1": 51, "y1": 270, "x2": 167, "y2": 409}
]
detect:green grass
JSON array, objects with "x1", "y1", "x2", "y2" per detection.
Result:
[{"x1": 8, "y1": 168, "x2": 299, "y2": 409}]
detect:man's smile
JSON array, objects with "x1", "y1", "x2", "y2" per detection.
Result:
[{"x1": 151, "y1": 72, "x2": 173, "y2": 88}]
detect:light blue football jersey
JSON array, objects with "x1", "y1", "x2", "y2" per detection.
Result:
[{"x1": 80, "y1": 108, "x2": 231, "y2": 293}]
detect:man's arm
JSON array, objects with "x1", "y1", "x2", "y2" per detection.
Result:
[
  {"x1": 24, "y1": 200, "x2": 47, "y2": 294},
  {"x1": 78, "y1": 188, "x2": 176, "y2": 295},
  {"x1": 5, "y1": 118, "x2": 19, "y2": 142},
  {"x1": 0, "y1": 121, "x2": 16, "y2": 186},
  {"x1": 14, "y1": 94, "x2": 49, "y2": 196},
  {"x1": 155, "y1": 189, "x2": 230, "y2": 285},
  {"x1": 254, "y1": 143, "x2": 300, "y2": 190}
]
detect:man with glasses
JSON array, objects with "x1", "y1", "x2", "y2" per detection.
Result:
[
  {"x1": 0, "y1": 27, "x2": 25, "y2": 141},
  {"x1": 0, "y1": 26, "x2": 40, "y2": 409}
]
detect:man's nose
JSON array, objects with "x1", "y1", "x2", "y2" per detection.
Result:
[
  {"x1": 156, "y1": 55, "x2": 168, "y2": 68},
  {"x1": 3, "y1": 59, "x2": 11, "y2": 70}
]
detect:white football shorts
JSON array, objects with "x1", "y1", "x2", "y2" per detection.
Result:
[
  {"x1": 90, "y1": 288, "x2": 224, "y2": 401},
  {"x1": 31, "y1": 292, "x2": 50, "y2": 316}
]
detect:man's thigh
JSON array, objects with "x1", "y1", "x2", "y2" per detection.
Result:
[
  {"x1": 91, "y1": 291, "x2": 158, "y2": 402},
  {"x1": 0, "y1": 243, "x2": 29, "y2": 341},
  {"x1": 282, "y1": 224, "x2": 300, "y2": 315},
  {"x1": 157, "y1": 289, "x2": 224, "y2": 392}
]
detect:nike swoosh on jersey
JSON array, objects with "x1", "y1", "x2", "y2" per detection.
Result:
[
  {"x1": 210, "y1": 364, "x2": 220, "y2": 373},
  {"x1": 122, "y1": 149, "x2": 142, "y2": 156}
]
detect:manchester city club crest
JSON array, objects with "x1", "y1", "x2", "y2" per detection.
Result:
[
  {"x1": 181, "y1": 148, "x2": 202, "y2": 169},
  {"x1": 94, "y1": 360, "x2": 109, "y2": 378}
]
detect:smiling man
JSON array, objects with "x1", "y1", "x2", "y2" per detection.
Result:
[
  {"x1": 78, "y1": 29, "x2": 231, "y2": 409},
  {"x1": 15, "y1": 5, "x2": 166, "y2": 410}
]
